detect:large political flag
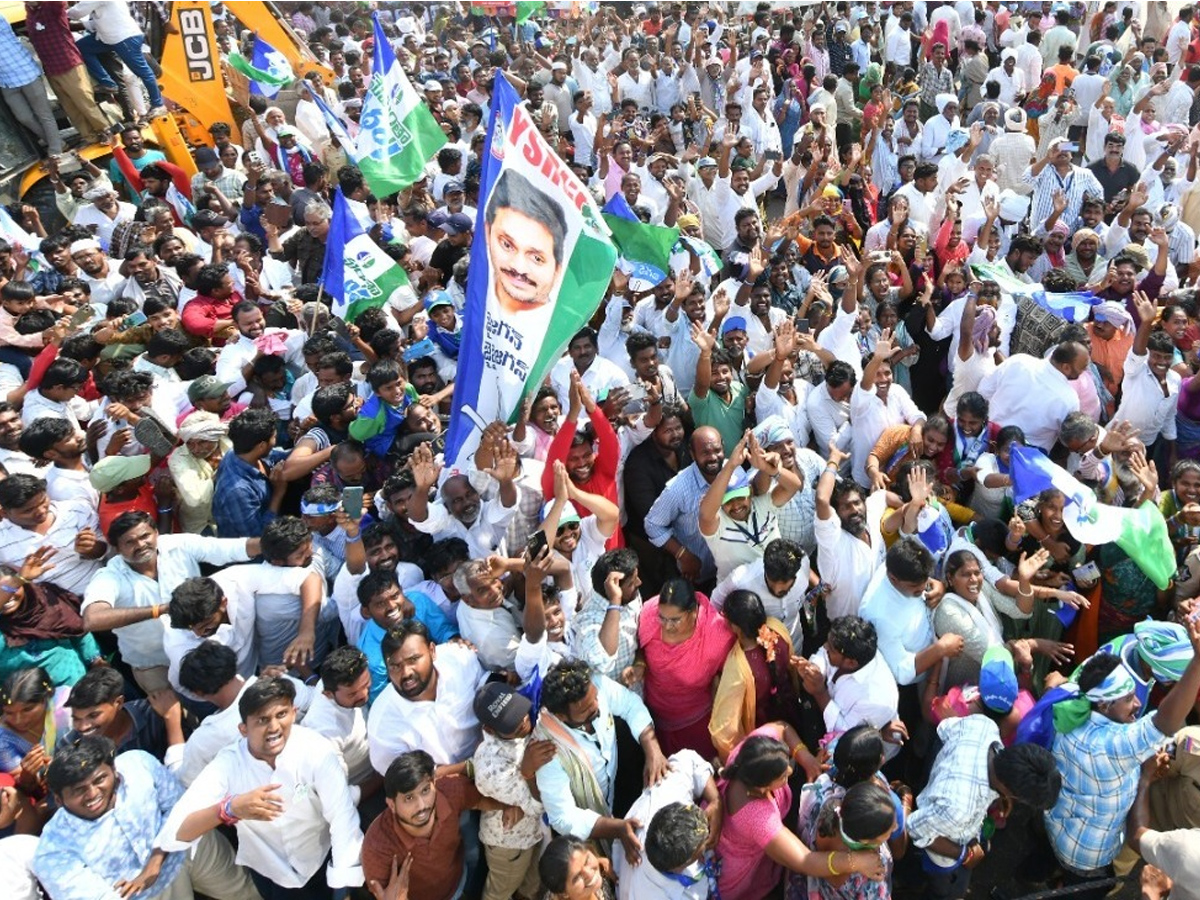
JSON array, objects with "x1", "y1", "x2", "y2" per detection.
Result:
[
  {"x1": 444, "y1": 74, "x2": 618, "y2": 469},
  {"x1": 227, "y1": 36, "x2": 293, "y2": 99},
  {"x1": 357, "y1": 14, "x2": 447, "y2": 197},
  {"x1": 321, "y1": 189, "x2": 410, "y2": 323},
  {"x1": 1011, "y1": 446, "x2": 1175, "y2": 589},
  {"x1": 601, "y1": 192, "x2": 680, "y2": 291}
]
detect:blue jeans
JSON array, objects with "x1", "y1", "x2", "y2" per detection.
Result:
[{"x1": 76, "y1": 33, "x2": 163, "y2": 108}]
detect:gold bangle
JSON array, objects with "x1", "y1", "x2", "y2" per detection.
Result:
[
  {"x1": 828, "y1": 851, "x2": 841, "y2": 876},
  {"x1": 1016, "y1": 584, "x2": 1034, "y2": 598}
]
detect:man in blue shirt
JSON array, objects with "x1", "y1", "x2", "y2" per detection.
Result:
[
  {"x1": 356, "y1": 568, "x2": 457, "y2": 703},
  {"x1": 213, "y1": 408, "x2": 289, "y2": 538},
  {"x1": 33, "y1": 735, "x2": 258, "y2": 900}
]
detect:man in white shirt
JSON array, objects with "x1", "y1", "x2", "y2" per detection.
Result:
[
  {"x1": 0, "y1": 473, "x2": 104, "y2": 595},
  {"x1": 886, "y1": 12, "x2": 915, "y2": 68},
  {"x1": 215, "y1": 301, "x2": 307, "y2": 396},
  {"x1": 613, "y1": 751, "x2": 721, "y2": 900},
  {"x1": 176, "y1": 639, "x2": 315, "y2": 786},
  {"x1": 408, "y1": 440, "x2": 519, "y2": 558},
  {"x1": 550, "y1": 327, "x2": 631, "y2": 415},
  {"x1": 0, "y1": 401, "x2": 39, "y2": 475},
  {"x1": 711, "y1": 538, "x2": 812, "y2": 650},
  {"x1": 987, "y1": 50, "x2": 1027, "y2": 105},
  {"x1": 800, "y1": 615, "x2": 900, "y2": 735},
  {"x1": 1114, "y1": 294, "x2": 1180, "y2": 447},
  {"x1": 1167, "y1": 7, "x2": 1195, "y2": 69},
  {"x1": 164, "y1": 572, "x2": 262, "y2": 696},
  {"x1": 366, "y1": 618, "x2": 487, "y2": 775},
  {"x1": 615, "y1": 47, "x2": 654, "y2": 110},
  {"x1": 452, "y1": 557, "x2": 523, "y2": 671},
  {"x1": 534, "y1": 659, "x2": 667, "y2": 861},
  {"x1": 851, "y1": 335, "x2": 926, "y2": 487},
  {"x1": 304, "y1": 646, "x2": 376, "y2": 788},
  {"x1": 977, "y1": 341, "x2": 1091, "y2": 451},
  {"x1": 82, "y1": 512, "x2": 257, "y2": 695},
  {"x1": 160, "y1": 677, "x2": 364, "y2": 894},
  {"x1": 813, "y1": 442, "x2": 888, "y2": 621},
  {"x1": 806, "y1": 361, "x2": 856, "y2": 455},
  {"x1": 860, "y1": 539, "x2": 962, "y2": 687}
]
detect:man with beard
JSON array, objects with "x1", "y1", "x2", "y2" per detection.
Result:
[
  {"x1": 690, "y1": 327, "x2": 749, "y2": 455},
  {"x1": 735, "y1": 262, "x2": 790, "y2": 356},
  {"x1": 356, "y1": 568, "x2": 457, "y2": 702},
  {"x1": 645, "y1": 426, "x2": 726, "y2": 585},
  {"x1": 713, "y1": 537, "x2": 817, "y2": 655},
  {"x1": 1065, "y1": 228, "x2": 1106, "y2": 287},
  {"x1": 17, "y1": 417, "x2": 93, "y2": 506},
  {"x1": 176, "y1": 640, "x2": 315, "y2": 787},
  {"x1": 81, "y1": 511, "x2": 258, "y2": 695},
  {"x1": 363, "y1": 749, "x2": 522, "y2": 900},
  {"x1": 161, "y1": 678, "x2": 365, "y2": 897},
  {"x1": 303, "y1": 646, "x2": 379, "y2": 790},
  {"x1": 813, "y1": 440, "x2": 888, "y2": 620},
  {"x1": 70, "y1": 238, "x2": 126, "y2": 307},
  {"x1": 626, "y1": 331, "x2": 684, "y2": 410},
  {"x1": 622, "y1": 402, "x2": 687, "y2": 592},
  {"x1": 366, "y1": 618, "x2": 487, "y2": 776},
  {"x1": 33, "y1": 735, "x2": 259, "y2": 900},
  {"x1": 215, "y1": 301, "x2": 306, "y2": 396}
]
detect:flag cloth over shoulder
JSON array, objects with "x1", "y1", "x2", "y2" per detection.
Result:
[
  {"x1": 601, "y1": 193, "x2": 680, "y2": 291},
  {"x1": 1010, "y1": 446, "x2": 1175, "y2": 589},
  {"x1": 444, "y1": 74, "x2": 618, "y2": 470},
  {"x1": 357, "y1": 14, "x2": 447, "y2": 197},
  {"x1": 321, "y1": 189, "x2": 410, "y2": 323},
  {"x1": 302, "y1": 82, "x2": 359, "y2": 161},
  {"x1": 970, "y1": 261, "x2": 1101, "y2": 323},
  {"x1": 227, "y1": 37, "x2": 293, "y2": 99}
]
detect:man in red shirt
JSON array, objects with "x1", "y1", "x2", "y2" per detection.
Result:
[
  {"x1": 181, "y1": 261, "x2": 239, "y2": 345},
  {"x1": 362, "y1": 750, "x2": 516, "y2": 900}
]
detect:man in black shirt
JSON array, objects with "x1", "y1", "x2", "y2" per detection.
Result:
[
  {"x1": 1087, "y1": 132, "x2": 1140, "y2": 207},
  {"x1": 429, "y1": 212, "x2": 473, "y2": 285}
]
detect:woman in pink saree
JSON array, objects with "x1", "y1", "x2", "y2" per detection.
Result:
[
  {"x1": 638, "y1": 578, "x2": 734, "y2": 759},
  {"x1": 716, "y1": 724, "x2": 887, "y2": 900}
]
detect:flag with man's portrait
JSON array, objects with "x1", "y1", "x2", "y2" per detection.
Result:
[{"x1": 443, "y1": 74, "x2": 617, "y2": 470}]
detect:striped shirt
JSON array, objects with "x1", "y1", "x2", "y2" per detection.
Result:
[{"x1": 1022, "y1": 164, "x2": 1105, "y2": 237}]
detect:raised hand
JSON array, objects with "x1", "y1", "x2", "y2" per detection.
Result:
[
  {"x1": 1016, "y1": 548, "x2": 1050, "y2": 583},
  {"x1": 483, "y1": 438, "x2": 520, "y2": 484},
  {"x1": 712, "y1": 286, "x2": 731, "y2": 321},
  {"x1": 691, "y1": 319, "x2": 716, "y2": 354},
  {"x1": 873, "y1": 327, "x2": 896, "y2": 360},
  {"x1": 907, "y1": 463, "x2": 931, "y2": 507},
  {"x1": 774, "y1": 319, "x2": 796, "y2": 360},
  {"x1": 552, "y1": 459, "x2": 572, "y2": 502},
  {"x1": 408, "y1": 442, "x2": 441, "y2": 491},
  {"x1": 673, "y1": 267, "x2": 695, "y2": 302},
  {"x1": 826, "y1": 435, "x2": 850, "y2": 467}
]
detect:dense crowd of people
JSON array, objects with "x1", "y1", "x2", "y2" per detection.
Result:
[{"x1": 3, "y1": 2, "x2": 1200, "y2": 900}]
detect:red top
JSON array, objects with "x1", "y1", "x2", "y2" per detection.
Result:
[
  {"x1": 361, "y1": 774, "x2": 482, "y2": 900},
  {"x1": 541, "y1": 404, "x2": 623, "y2": 548},
  {"x1": 181, "y1": 292, "x2": 240, "y2": 344},
  {"x1": 24, "y1": 2, "x2": 83, "y2": 76},
  {"x1": 98, "y1": 481, "x2": 157, "y2": 537}
]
